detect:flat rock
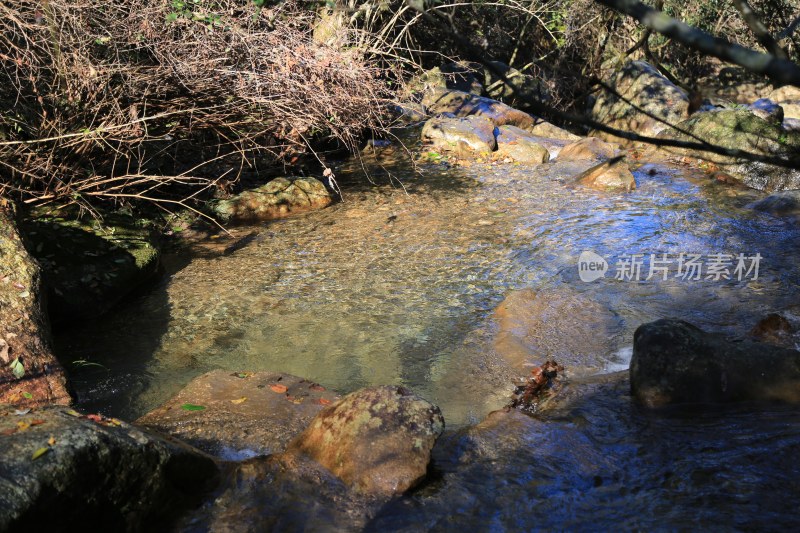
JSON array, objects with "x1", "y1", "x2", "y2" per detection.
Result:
[
  {"x1": 421, "y1": 114, "x2": 497, "y2": 154},
  {"x1": 284, "y1": 385, "x2": 444, "y2": 496},
  {"x1": 214, "y1": 177, "x2": 333, "y2": 224},
  {"x1": 423, "y1": 89, "x2": 534, "y2": 129},
  {"x1": 557, "y1": 136, "x2": 621, "y2": 161},
  {"x1": 0, "y1": 405, "x2": 219, "y2": 531},
  {"x1": 137, "y1": 370, "x2": 340, "y2": 459}
]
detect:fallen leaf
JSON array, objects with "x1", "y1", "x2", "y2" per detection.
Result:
[
  {"x1": 286, "y1": 396, "x2": 303, "y2": 404},
  {"x1": 9, "y1": 358, "x2": 24, "y2": 379},
  {"x1": 14, "y1": 409, "x2": 31, "y2": 416},
  {"x1": 31, "y1": 447, "x2": 50, "y2": 460},
  {"x1": 30, "y1": 419, "x2": 45, "y2": 426},
  {"x1": 230, "y1": 397, "x2": 247, "y2": 404},
  {"x1": 108, "y1": 418, "x2": 122, "y2": 426},
  {"x1": 234, "y1": 372, "x2": 254, "y2": 379},
  {"x1": 86, "y1": 414, "x2": 103, "y2": 422},
  {"x1": 180, "y1": 403, "x2": 206, "y2": 411},
  {"x1": 269, "y1": 384, "x2": 288, "y2": 394},
  {"x1": 64, "y1": 409, "x2": 82, "y2": 417},
  {"x1": 0, "y1": 338, "x2": 9, "y2": 364},
  {"x1": 1, "y1": 427, "x2": 17, "y2": 436},
  {"x1": 318, "y1": 398, "x2": 331, "y2": 405},
  {"x1": 309, "y1": 384, "x2": 326, "y2": 391},
  {"x1": 21, "y1": 392, "x2": 32, "y2": 399},
  {"x1": 17, "y1": 421, "x2": 30, "y2": 431},
  {"x1": 47, "y1": 436, "x2": 56, "y2": 446}
]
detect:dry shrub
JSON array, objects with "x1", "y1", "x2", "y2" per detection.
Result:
[{"x1": 0, "y1": 0, "x2": 391, "y2": 208}]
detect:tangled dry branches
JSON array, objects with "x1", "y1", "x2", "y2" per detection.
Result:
[{"x1": 0, "y1": 0, "x2": 392, "y2": 209}]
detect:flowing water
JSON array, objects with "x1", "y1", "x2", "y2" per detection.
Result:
[{"x1": 55, "y1": 140, "x2": 800, "y2": 529}]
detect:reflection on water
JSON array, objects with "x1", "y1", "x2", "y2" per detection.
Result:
[{"x1": 57, "y1": 150, "x2": 800, "y2": 427}]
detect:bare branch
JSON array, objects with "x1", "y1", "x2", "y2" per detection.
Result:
[
  {"x1": 595, "y1": 0, "x2": 800, "y2": 87},
  {"x1": 730, "y1": 0, "x2": 787, "y2": 59}
]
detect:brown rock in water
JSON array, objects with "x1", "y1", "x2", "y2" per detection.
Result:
[
  {"x1": 493, "y1": 287, "x2": 622, "y2": 376},
  {"x1": 284, "y1": 385, "x2": 444, "y2": 496},
  {"x1": 0, "y1": 199, "x2": 70, "y2": 407},
  {"x1": 558, "y1": 137, "x2": 621, "y2": 162},
  {"x1": 495, "y1": 125, "x2": 550, "y2": 163},
  {"x1": 750, "y1": 312, "x2": 798, "y2": 349},
  {"x1": 137, "y1": 370, "x2": 340, "y2": 459},
  {"x1": 213, "y1": 177, "x2": 332, "y2": 224},
  {"x1": 571, "y1": 157, "x2": 636, "y2": 192},
  {"x1": 631, "y1": 319, "x2": 800, "y2": 407},
  {"x1": 421, "y1": 114, "x2": 497, "y2": 154}
]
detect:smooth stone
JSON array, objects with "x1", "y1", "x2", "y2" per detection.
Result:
[{"x1": 571, "y1": 157, "x2": 636, "y2": 192}]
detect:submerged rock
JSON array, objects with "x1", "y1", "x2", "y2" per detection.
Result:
[
  {"x1": 749, "y1": 309, "x2": 800, "y2": 349},
  {"x1": 558, "y1": 136, "x2": 621, "y2": 161},
  {"x1": 591, "y1": 60, "x2": 689, "y2": 142},
  {"x1": 571, "y1": 157, "x2": 636, "y2": 192},
  {"x1": 421, "y1": 115, "x2": 497, "y2": 155},
  {"x1": 631, "y1": 319, "x2": 800, "y2": 407},
  {"x1": 21, "y1": 209, "x2": 161, "y2": 321},
  {"x1": 658, "y1": 109, "x2": 800, "y2": 191},
  {"x1": 284, "y1": 385, "x2": 444, "y2": 496},
  {"x1": 493, "y1": 288, "x2": 622, "y2": 376},
  {"x1": 137, "y1": 370, "x2": 340, "y2": 459},
  {"x1": 214, "y1": 177, "x2": 333, "y2": 224},
  {"x1": 0, "y1": 405, "x2": 219, "y2": 531},
  {"x1": 748, "y1": 190, "x2": 800, "y2": 218},
  {"x1": 495, "y1": 125, "x2": 550, "y2": 163},
  {"x1": 0, "y1": 200, "x2": 70, "y2": 407}
]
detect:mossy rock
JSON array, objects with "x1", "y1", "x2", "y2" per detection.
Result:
[
  {"x1": 659, "y1": 109, "x2": 800, "y2": 191},
  {"x1": 213, "y1": 177, "x2": 333, "y2": 224},
  {"x1": 21, "y1": 209, "x2": 161, "y2": 321}
]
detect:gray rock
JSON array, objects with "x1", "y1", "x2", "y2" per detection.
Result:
[
  {"x1": 421, "y1": 114, "x2": 497, "y2": 154},
  {"x1": 749, "y1": 98, "x2": 784, "y2": 124},
  {"x1": 748, "y1": 190, "x2": 800, "y2": 218},
  {"x1": 284, "y1": 385, "x2": 444, "y2": 496},
  {"x1": 631, "y1": 319, "x2": 800, "y2": 407},
  {"x1": 137, "y1": 370, "x2": 341, "y2": 460},
  {"x1": 0, "y1": 406, "x2": 219, "y2": 531},
  {"x1": 423, "y1": 89, "x2": 535, "y2": 129},
  {"x1": 591, "y1": 61, "x2": 689, "y2": 143}
]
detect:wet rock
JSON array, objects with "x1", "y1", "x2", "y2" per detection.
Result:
[
  {"x1": 0, "y1": 405, "x2": 219, "y2": 531},
  {"x1": 137, "y1": 370, "x2": 340, "y2": 459},
  {"x1": 748, "y1": 190, "x2": 800, "y2": 218},
  {"x1": 284, "y1": 385, "x2": 444, "y2": 496},
  {"x1": 493, "y1": 288, "x2": 622, "y2": 376},
  {"x1": 749, "y1": 310, "x2": 800, "y2": 349},
  {"x1": 421, "y1": 115, "x2": 497, "y2": 155},
  {"x1": 631, "y1": 318, "x2": 800, "y2": 407},
  {"x1": 214, "y1": 177, "x2": 333, "y2": 224},
  {"x1": 0, "y1": 199, "x2": 70, "y2": 407},
  {"x1": 495, "y1": 125, "x2": 550, "y2": 163},
  {"x1": 571, "y1": 157, "x2": 636, "y2": 192},
  {"x1": 423, "y1": 89, "x2": 535, "y2": 129},
  {"x1": 557, "y1": 136, "x2": 621, "y2": 161},
  {"x1": 658, "y1": 109, "x2": 800, "y2": 191},
  {"x1": 21, "y1": 209, "x2": 161, "y2": 321},
  {"x1": 591, "y1": 61, "x2": 689, "y2": 143}
]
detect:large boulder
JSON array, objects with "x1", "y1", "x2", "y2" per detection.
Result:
[
  {"x1": 495, "y1": 125, "x2": 550, "y2": 163},
  {"x1": 423, "y1": 89, "x2": 535, "y2": 129},
  {"x1": 658, "y1": 109, "x2": 800, "y2": 191},
  {"x1": 591, "y1": 61, "x2": 690, "y2": 142},
  {"x1": 558, "y1": 136, "x2": 621, "y2": 161},
  {"x1": 0, "y1": 200, "x2": 70, "y2": 407},
  {"x1": 137, "y1": 370, "x2": 340, "y2": 459},
  {"x1": 21, "y1": 209, "x2": 161, "y2": 321},
  {"x1": 0, "y1": 405, "x2": 219, "y2": 531},
  {"x1": 213, "y1": 177, "x2": 333, "y2": 224},
  {"x1": 493, "y1": 288, "x2": 623, "y2": 376},
  {"x1": 527, "y1": 118, "x2": 581, "y2": 141},
  {"x1": 284, "y1": 385, "x2": 444, "y2": 496},
  {"x1": 769, "y1": 85, "x2": 800, "y2": 120},
  {"x1": 748, "y1": 190, "x2": 800, "y2": 218},
  {"x1": 571, "y1": 157, "x2": 636, "y2": 192},
  {"x1": 631, "y1": 319, "x2": 800, "y2": 407},
  {"x1": 421, "y1": 115, "x2": 497, "y2": 154}
]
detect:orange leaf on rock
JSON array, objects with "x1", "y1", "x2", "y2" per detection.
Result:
[
  {"x1": 269, "y1": 384, "x2": 288, "y2": 394},
  {"x1": 318, "y1": 398, "x2": 331, "y2": 405}
]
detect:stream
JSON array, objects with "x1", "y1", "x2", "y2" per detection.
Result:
[{"x1": 55, "y1": 141, "x2": 800, "y2": 529}]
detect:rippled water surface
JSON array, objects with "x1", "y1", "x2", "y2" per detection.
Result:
[{"x1": 55, "y1": 140, "x2": 800, "y2": 529}]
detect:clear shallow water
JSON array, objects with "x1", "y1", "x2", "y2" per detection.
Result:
[{"x1": 54, "y1": 143, "x2": 800, "y2": 527}]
